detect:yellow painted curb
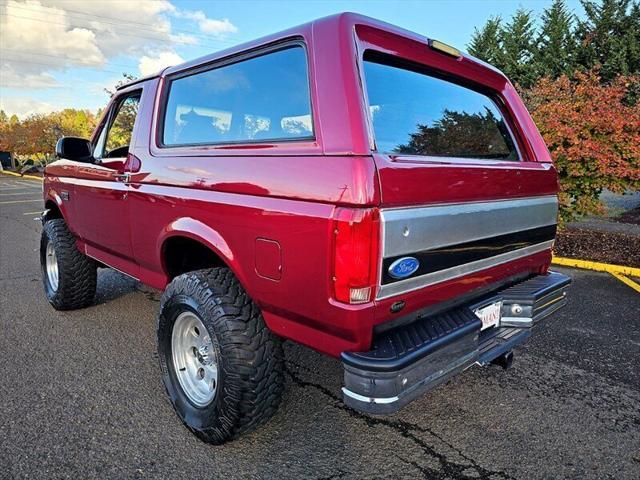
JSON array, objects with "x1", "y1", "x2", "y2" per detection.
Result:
[
  {"x1": 552, "y1": 256, "x2": 640, "y2": 278},
  {"x1": 0, "y1": 171, "x2": 43, "y2": 181},
  {"x1": 610, "y1": 272, "x2": 640, "y2": 294}
]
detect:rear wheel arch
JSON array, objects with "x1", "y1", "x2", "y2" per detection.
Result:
[
  {"x1": 161, "y1": 235, "x2": 229, "y2": 280},
  {"x1": 158, "y1": 218, "x2": 249, "y2": 288}
]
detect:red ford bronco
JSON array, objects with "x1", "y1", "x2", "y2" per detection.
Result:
[{"x1": 41, "y1": 13, "x2": 570, "y2": 444}]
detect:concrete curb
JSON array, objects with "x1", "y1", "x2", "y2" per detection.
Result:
[
  {"x1": 552, "y1": 256, "x2": 640, "y2": 293},
  {"x1": 0, "y1": 171, "x2": 43, "y2": 181}
]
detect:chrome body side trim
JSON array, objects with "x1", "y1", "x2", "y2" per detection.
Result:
[
  {"x1": 380, "y1": 196, "x2": 558, "y2": 258},
  {"x1": 377, "y1": 240, "x2": 554, "y2": 299},
  {"x1": 376, "y1": 196, "x2": 558, "y2": 299}
]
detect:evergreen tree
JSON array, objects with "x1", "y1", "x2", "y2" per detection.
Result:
[
  {"x1": 468, "y1": 16, "x2": 502, "y2": 65},
  {"x1": 575, "y1": 0, "x2": 640, "y2": 81},
  {"x1": 626, "y1": 2, "x2": 640, "y2": 74},
  {"x1": 497, "y1": 8, "x2": 540, "y2": 87},
  {"x1": 537, "y1": 0, "x2": 577, "y2": 77}
]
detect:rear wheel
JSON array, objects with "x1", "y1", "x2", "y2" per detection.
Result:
[
  {"x1": 157, "y1": 268, "x2": 284, "y2": 444},
  {"x1": 40, "y1": 219, "x2": 97, "y2": 310}
]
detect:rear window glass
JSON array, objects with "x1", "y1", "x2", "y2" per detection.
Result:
[
  {"x1": 363, "y1": 55, "x2": 518, "y2": 160},
  {"x1": 162, "y1": 46, "x2": 313, "y2": 146}
]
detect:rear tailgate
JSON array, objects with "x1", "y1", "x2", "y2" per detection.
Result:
[
  {"x1": 372, "y1": 154, "x2": 558, "y2": 323},
  {"x1": 357, "y1": 35, "x2": 559, "y2": 325}
]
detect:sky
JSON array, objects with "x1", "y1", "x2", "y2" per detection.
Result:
[{"x1": 0, "y1": 0, "x2": 585, "y2": 119}]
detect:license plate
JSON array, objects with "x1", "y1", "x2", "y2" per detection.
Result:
[{"x1": 474, "y1": 300, "x2": 502, "y2": 330}]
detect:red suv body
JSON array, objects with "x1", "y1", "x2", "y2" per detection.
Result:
[{"x1": 42, "y1": 13, "x2": 569, "y2": 431}]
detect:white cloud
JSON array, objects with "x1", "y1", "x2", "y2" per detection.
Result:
[
  {"x1": 138, "y1": 51, "x2": 185, "y2": 76},
  {"x1": 0, "y1": 0, "x2": 238, "y2": 91},
  {"x1": 1, "y1": 0, "x2": 107, "y2": 86},
  {"x1": 1, "y1": 67, "x2": 61, "y2": 89},
  {"x1": 0, "y1": 96, "x2": 56, "y2": 117},
  {"x1": 179, "y1": 11, "x2": 237, "y2": 36}
]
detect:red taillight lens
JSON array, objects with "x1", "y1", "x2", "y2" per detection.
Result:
[{"x1": 332, "y1": 208, "x2": 380, "y2": 304}]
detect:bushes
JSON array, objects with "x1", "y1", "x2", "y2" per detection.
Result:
[{"x1": 523, "y1": 70, "x2": 640, "y2": 220}]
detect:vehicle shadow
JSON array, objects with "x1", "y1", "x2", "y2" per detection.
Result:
[{"x1": 94, "y1": 268, "x2": 140, "y2": 304}]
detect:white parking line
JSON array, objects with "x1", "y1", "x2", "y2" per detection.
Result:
[
  {"x1": 0, "y1": 183, "x2": 37, "y2": 188},
  {"x1": 0, "y1": 183, "x2": 40, "y2": 190},
  {"x1": 0, "y1": 199, "x2": 42, "y2": 205},
  {"x1": 0, "y1": 192, "x2": 40, "y2": 196},
  {"x1": 11, "y1": 181, "x2": 40, "y2": 187},
  {"x1": 0, "y1": 178, "x2": 41, "y2": 188}
]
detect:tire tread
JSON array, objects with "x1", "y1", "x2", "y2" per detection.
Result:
[
  {"x1": 41, "y1": 219, "x2": 96, "y2": 310},
  {"x1": 158, "y1": 267, "x2": 284, "y2": 443}
]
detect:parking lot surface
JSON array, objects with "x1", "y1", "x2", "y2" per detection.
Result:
[{"x1": 1, "y1": 176, "x2": 639, "y2": 479}]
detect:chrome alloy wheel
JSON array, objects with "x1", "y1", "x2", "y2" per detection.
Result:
[
  {"x1": 171, "y1": 311, "x2": 219, "y2": 407},
  {"x1": 45, "y1": 241, "x2": 59, "y2": 292}
]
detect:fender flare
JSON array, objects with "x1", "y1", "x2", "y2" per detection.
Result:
[
  {"x1": 157, "y1": 217, "x2": 250, "y2": 290},
  {"x1": 44, "y1": 189, "x2": 67, "y2": 222}
]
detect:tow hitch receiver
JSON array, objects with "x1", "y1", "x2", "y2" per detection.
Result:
[{"x1": 490, "y1": 350, "x2": 514, "y2": 370}]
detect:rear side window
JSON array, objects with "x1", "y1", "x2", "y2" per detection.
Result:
[
  {"x1": 162, "y1": 45, "x2": 313, "y2": 146},
  {"x1": 363, "y1": 55, "x2": 518, "y2": 160}
]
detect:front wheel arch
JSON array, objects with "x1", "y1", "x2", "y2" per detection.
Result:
[{"x1": 43, "y1": 199, "x2": 63, "y2": 222}]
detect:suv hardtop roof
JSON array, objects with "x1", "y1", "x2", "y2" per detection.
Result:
[{"x1": 116, "y1": 12, "x2": 502, "y2": 91}]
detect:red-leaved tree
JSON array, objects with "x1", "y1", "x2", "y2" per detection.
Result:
[{"x1": 522, "y1": 69, "x2": 640, "y2": 220}]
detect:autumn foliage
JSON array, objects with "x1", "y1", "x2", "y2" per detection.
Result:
[
  {"x1": 0, "y1": 109, "x2": 98, "y2": 157},
  {"x1": 522, "y1": 70, "x2": 640, "y2": 220}
]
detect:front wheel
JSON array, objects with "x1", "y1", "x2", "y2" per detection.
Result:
[
  {"x1": 157, "y1": 268, "x2": 284, "y2": 444},
  {"x1": 40, "y1": 218, "x2": 97, "y2": 310}
]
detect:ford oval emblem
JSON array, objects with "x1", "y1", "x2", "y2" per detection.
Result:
[{"x1": 388, "y1": 257, "x2": 420, "y2": 279}]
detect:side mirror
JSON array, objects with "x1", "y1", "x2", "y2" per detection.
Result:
[{"x1": 55, "y1": 137, "x2": 93, "y2": 163}]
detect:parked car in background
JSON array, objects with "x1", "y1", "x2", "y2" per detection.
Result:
[{"x1": 41, "y1": 13, "x2": 570, "y2": 444}]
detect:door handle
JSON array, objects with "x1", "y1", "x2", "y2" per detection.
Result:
[{"x1": 114, "y1": 173, "x2": 130, "y2": 183}]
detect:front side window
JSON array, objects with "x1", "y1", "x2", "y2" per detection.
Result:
[
  {"x1": 95, "y1": 93, "x2": 141, "y2": 159},
  {"x1": 363, "y1": 54, "x2": 518, "y2": 160},
  {"x1": 162, "y1": 45, "x2": 313, "y2": 146}
]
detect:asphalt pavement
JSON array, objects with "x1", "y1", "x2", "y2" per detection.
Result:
[{"x1": 1, "y1": 176, "x2": 639, "y2": 480}]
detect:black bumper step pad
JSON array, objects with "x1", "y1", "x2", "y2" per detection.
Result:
[{"x1": 341, "y1": 307, "x2": 480, "y2": 372}]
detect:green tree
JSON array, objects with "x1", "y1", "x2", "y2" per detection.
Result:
[
  {"x1": 497, "y1": 8, "x2": 540, "y2": 87},
  {"x1": 468, "y1": 16, "x2": 503, "y2": 65},
  {"x1": 537, "y1": 0, "x2": 577, "y2": 78},
  {"x1": 575, "y1": 0, "x2": 640, "y2": 82},
  {"x1": 0, "y1": 110, "x2": 7, "y2": 125},
  {"x1": 104, "y1": 73, "x2": 137, "y2": 98}
]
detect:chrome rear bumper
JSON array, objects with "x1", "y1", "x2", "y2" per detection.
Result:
[{"x1": 341, "y1": 271, "x2": 571, "y2": 414}]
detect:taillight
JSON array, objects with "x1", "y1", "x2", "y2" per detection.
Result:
[{"x1": 332, "y1": 208, "x2": 380, "y2": 304}]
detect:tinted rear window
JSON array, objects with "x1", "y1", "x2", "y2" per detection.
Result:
[
  {"x1": 363, "y1": 56, "x2": 518, "y2": 160},
  {"x1": 162, "y1": 45, "x2": 313, "y2": 146}
]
